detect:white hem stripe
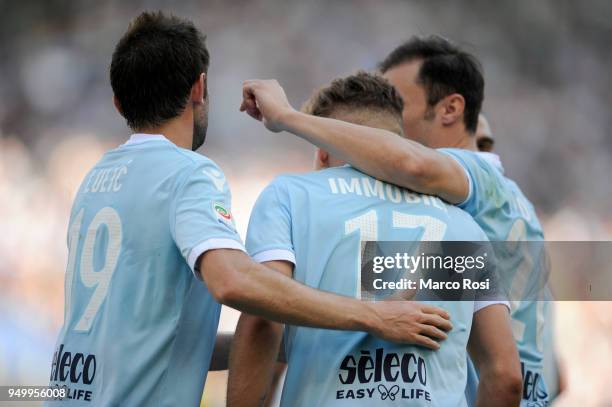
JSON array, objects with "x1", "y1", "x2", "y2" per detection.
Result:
[
  {"x1": 252, "y1": 249, "x2": 296, "y2": 264},
  {"x1": 188, "y1": 238, "x2": 246, "y2": 278}
]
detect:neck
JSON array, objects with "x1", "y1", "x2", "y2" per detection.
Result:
[
  {"x1": 136, "y1": 110, "x2": 193, "y2": 150},
  {"x1": 428, "y1": 127, "x2": 478, "y2": 151},
  {"x1": 451, "y1": 133, "x2": 478, "y2": 151}
]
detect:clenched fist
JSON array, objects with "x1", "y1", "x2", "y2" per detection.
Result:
[{"x1": 240, "y1": 79, "x2": 297, "y2": 132}]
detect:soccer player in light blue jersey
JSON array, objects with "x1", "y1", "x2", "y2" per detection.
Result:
[
  {"x1": 46, "y1": 15, "x2": 455, "y2": 406},
  {"x1": 229, "y1": 72, "x2": 521, "y2": 406},
  {"x1": 475, "y1": 114, "x2": 566, "y2": 403},
  {"x1": 236, "y1": 36, "x2": 550, "y2": 406}
]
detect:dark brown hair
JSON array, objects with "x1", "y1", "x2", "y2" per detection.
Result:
[
  {"x1": 110, "y1": 11, "x2": 210, "y2": 130},
  {"x1": 379, "y1": 35, "x2": 484, "y2": 133}
]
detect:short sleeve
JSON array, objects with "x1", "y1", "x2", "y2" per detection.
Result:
[
  {"x1": 470, "y1": 238, "x2": 510, "y2": 314},
  {"x1": 171, "y1": 160, "x2": 245, "y2": 277},
  {"x1": 245, "y1": 179, "x2": 295, "y2": 264},
  {"x1": 473, "y1": 300, "x2": 510, "y2": 314},
  {"x1": 438, "y1": 148, "x2": 495, "y2": 216}
]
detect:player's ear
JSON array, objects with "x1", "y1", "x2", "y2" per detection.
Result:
[
  {"x1": 314, "y1": 149, "x2": 329, "y2": 170},
  {"x1": 439, "y1": 93, "x2": 464, "y2": 126},
  {"x1": 112, "y1": 95, "x2": 124, "y2": 116},
  {"x1": 191, "y1": 73, "x2": 206, "y2": 103}
]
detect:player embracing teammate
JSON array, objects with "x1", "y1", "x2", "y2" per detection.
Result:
[
  {"x1": 46, "y1": 9, "x2": 557, "y2": 407},
  {"x1": 229, "y1": 72, "x2": 521, "y2": 406},
  {"x1": 46, "y1": 13, "x2": 456, "y2": 407},
  {"x1": 232, "y1": 36, "x2": 555, "y2": 406}
]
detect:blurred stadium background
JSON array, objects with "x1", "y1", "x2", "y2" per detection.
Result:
[{"x1": 0, "y1": 0, "x2": 611, "y2": 405}]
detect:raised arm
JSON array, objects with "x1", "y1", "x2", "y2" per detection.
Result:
[
  {"x1": 199, "y1": 248, "x2": 452, "y2": 346},
  {"x1": 240, "y1": 79, "x2": 469, "y2": 204},
  {"x1": 467, "y1": 304, "x2": 523, "y2": 407},
  {"x1": 227, "y1": 260, "x2": 291, "y2": 407}
]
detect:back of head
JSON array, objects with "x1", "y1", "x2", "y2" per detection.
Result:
[
  {"x1": 379, "y1": 35, "x2": 484, "y2": 134},
  {"x1": 110, "y1": 11, "x2": 209, "y2": 131},
  {"x1": 303, "y1": 71, "x2": 404, "y2": 136}
]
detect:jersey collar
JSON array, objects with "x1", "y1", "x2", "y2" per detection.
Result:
[
  {"x1": 124, "y1": 133, "x2": 169, "y2": 146},
  {"x1": 475, "y1": 151, "x2": 504, "y2": 174}
]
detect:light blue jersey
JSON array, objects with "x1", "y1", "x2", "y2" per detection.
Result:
[
  {"x1": 541, "y1": 290, "x2": 560, "y2": 402},
  {"x1": 440, "y1": 149, "x2": 550, "y2": 406},
  {"x1": 246, "y1": 165, "x2": 497, "y2": 407},
  {"x1": 47, "y1": 134, "x2": 244, "y2": 406}
]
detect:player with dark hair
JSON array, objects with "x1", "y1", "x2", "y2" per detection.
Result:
[
  {"x1": 475, "y1": 113, "x2": 566, "y2": 402},
  {"x1": 46, "y1": 16, "x2": 452, "y2": 406},
  {"x1": 229, "y1": 72, "x2": 521, "y2": 407},
  {"x1": 238, "y1": 35, "x2": 549, "y2": 406},
  {"x1": 378, "y1": 35, "x2": 484, "y2": 137}
]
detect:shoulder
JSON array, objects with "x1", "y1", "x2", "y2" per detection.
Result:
[
  {"x1": 170, "y1": 147, "x2": 224, "y2": 173},
  {"x1": 447, "y1": 206, "x2": 488, "y2": 240},
  {"x1": 438, "y1": 148, "x2": 502, "y2": 194},
  {"x1": 266, "y1": 168, "x2": 325, "y2": 189},
  {"x1": 267, "y1": 166, "x2": 356, "y2": 192},
  {"x1": 258, "y1": 173, "x2": 301, "y2": 203},
  {"x1": 168, "y1": 149, "x2": 229, "y2": 196},
  {"x1": 438, "y1": 148, "x2": 485, "y2": 168},
  {"x1": 171, "y1": 146, "x2": 223, "y2": 174}
]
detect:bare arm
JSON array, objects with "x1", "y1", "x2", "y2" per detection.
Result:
[
  {"x1": 240, "y1": 79, "x2": 469, "y2": 204},
  {"x1": 227, "y1": 260, "x2": 291, "y2": 407},
  {"x1": 282, "y1": 111, "x2": 468, "y2": 203},
  {"x1": 467, "y1": 304, "x2": 523, "y2": 407},
  {"x1": 200, "y1": 249, "x2": 452, "y2": 346}
]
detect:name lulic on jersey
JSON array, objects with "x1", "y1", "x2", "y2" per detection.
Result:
[{"x1": 84, "y1": 165, "x2": 129, "y2": 194}]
